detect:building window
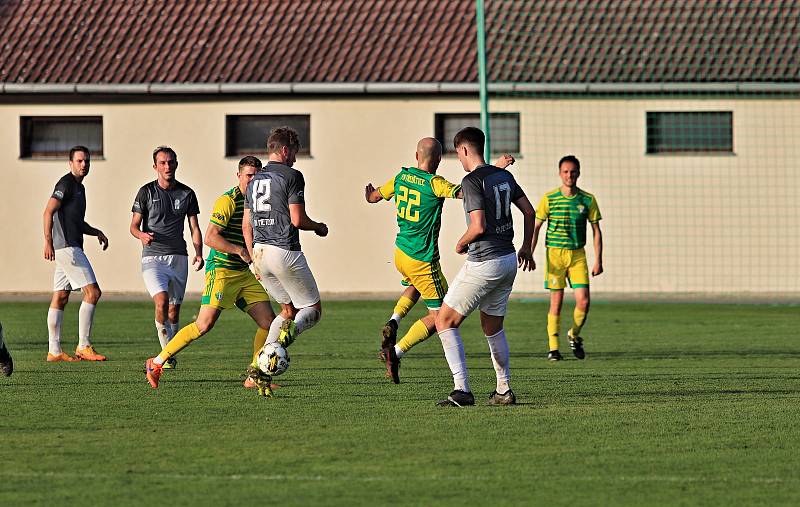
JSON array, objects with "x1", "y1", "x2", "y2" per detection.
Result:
[
  {"x1": 435, "y1": 113, "x2": 520, "y2": 155},
  {"x1": 226, "y1": 115, "x2": 311, "y2": 157},
  {"x1": 646, "y1": 112, "x2": 733, "y2": 154},
  {"x1": 20, "y1": 116, "x2": 103, "y2": 159}
]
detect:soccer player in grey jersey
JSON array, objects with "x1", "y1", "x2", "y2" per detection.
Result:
[
  {"x1": 243, "y1": 127, "x2": 328, "y2": 356},
  {"x1": 130, "y1": 147, "x2": 203, "y2": 367},
  {"x1": 434, "y1": 127, "x2": 535, "y2": 407},
  {"x1": 42, "y1": 146, "x2": 109, "y2": 362}
]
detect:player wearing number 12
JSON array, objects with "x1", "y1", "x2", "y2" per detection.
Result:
[{"x1": 365, "y1": 138, "x2": 460, "y2": 383}]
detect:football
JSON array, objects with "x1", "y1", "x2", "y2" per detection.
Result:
[{"x1": 257, "y1": 342, "x2": 290, "y2": 376}]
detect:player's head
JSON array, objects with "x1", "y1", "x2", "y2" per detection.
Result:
[
  {"x1": 558, "y1": 155, "x2": 581, "y2": 188},
  {"x1": 266, "y1": 127, "x2": 300, "y2": 167},
  {"x1": 453, "y1": 127, "x2": 485, "y2": 171},
  {"x1": 416, "y1": 137, "x2": 442, "y2": 172},
  {"x1": 152, "y1": 146, "x2": 178, "y2": 182},
  {"x1": 237, "y1": 156, "x2": 262, "y2": 192},
  {"x1": 68, "y1": 145, "x2": 90, "y2": 177}
]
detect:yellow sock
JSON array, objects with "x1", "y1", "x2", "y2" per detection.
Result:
[
  {"x1": 396, "y1": 319, "x2": 434, "y2": 353},
  {"x1": 547, "y1": 314, "x2": 560, "y2": 351},
  {"x1": 252, "y1": 327, "x2": 268, "y2": 363},
  {"x1": 393, "y1": 296, "x2": 416, "y2": 319},
  {"x1": 570, "y1": 308, "x2": 587, "y2": 338},
  {"x1": 158, "y1": 322, "x2": 202, "y2": 362}
]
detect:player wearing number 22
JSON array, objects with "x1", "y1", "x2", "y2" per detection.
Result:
[{"x1": 365, "y1": 138, "x2": 461, "y2": 383}]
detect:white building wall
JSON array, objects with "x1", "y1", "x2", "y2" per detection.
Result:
[{"x1": 0, "y1": 95, "x2": 797, "y2": 295}]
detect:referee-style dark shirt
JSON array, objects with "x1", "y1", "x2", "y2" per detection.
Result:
[
  {"x1": 461, "y1": 164, "x2": 525, "y2": 262},
  {"x1": 132, "y1": 180, "x2": 200, "y2": 257},
  {"x1": 51, "y1": 173, "x2": 86, "y2": 250},
  {"x1": 245, "y1": 161, "x2": 305, "y2": 252}
]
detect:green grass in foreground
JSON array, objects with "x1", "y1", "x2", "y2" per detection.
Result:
[{"x1": 0, "y1": 300, "x2": 799, "y2": 506}]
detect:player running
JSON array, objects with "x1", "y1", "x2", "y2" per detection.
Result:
[
  {"x1": 243, "y1": 127, "x2": 328, "y2": 385},
  {"x1": 130, "y1": 146, "x2": 204, "y2": 369},
  {"x1": 43, "y1": 146, "x2": 109, "y2": 362},
  {"x1": 145, "y1": 156, "x2": 277, "y2": 397},
  {"x1": 364, "y1": 137, "x2": 463, "y2": 383},
  {"x1": 434, "y1": 127, "x2": 535, "y2": 407},
  {"x1": 531, "y1": 155, "x2": 603, "y2": 361}
]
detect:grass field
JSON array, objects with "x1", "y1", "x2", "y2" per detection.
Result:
[{"x1": 1, "y1": 300, "x2": 799, "y2": 506}]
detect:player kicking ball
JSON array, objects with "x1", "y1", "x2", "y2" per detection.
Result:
[
  {"x1": 243, "y1": 127, "x2": 328, "y2": 387},
  {"x1": 531, "y1": 155, "x2": 603, "y2": 360},
  {"x1": 434, "y1": 127, "x2": 535, "y2": 407}
]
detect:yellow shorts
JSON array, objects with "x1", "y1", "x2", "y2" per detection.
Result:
[
  {"x1": 545, "y1": 247, "x2": 589, "y2": 290},
  {"x1": 394, "y1": 248, "x2": 448, "y2": 309},
  {"x1": 201, "y1": 267, "x2": 270, "y2": 312}
]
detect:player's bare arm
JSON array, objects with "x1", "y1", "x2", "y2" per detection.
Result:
[
  {"x1": 205, "y1": 222, "x2": 251, "y2": 264},
  {"x1": 591, "y1": 221, "x2": 603, "y2": 276},
  {"x1": 364, "y1": 183, "x2": 384, "y2": 203},
  {"x1": 187, "y1": 214, "x2": 204, "y2": 271},
  {"x1": 289, "y1": 203, "x2": 328, "y2": 237},
  {"x1": 493, "y1": 154, "x2": 516, "y2": 169},
  {"x1": 514, "y1": 195, "x2": 536, "y2": 271},
  {"x1": 456, "y1": 209, "x2": 485, "y2": 254},
  {"x1": 129, "y1": 212, "x2": 154, "y2": 247},
  {"x1": 42, "y1": 197, "x2": 61, "y2": 261},
  {"x1": 82, "y1": 222, "x2": 109, "y2": 250},
  {"x1": 242, "y1": 208, "x2": 256, "y2": 262}
]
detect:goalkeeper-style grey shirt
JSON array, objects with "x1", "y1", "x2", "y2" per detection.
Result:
[
  {"x1": 51, "y1": 173, "x2": 86, "y2": 250},
  {"x1": 461, "y1": 164, "x2": 526, "y2": 262},
  {"x1": 245, "y1": 161, "x2": 304, "y2": 252},
  {"x1": 132, "y1": 180, "x2": 200, "y2": 257}
]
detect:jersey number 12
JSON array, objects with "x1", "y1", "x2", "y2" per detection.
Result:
[{"x1": 252, "y1": 179, "x2": 272, "y2": 213}]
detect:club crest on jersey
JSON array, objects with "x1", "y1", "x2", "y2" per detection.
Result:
[
  {"x1": 577, "y1": 204, "x2": 586, "y2": 214},
  {"x1": 54, "y1": 190, "x2": 64, "y2": 199},
  {"x1": 215, "y1": 292, "x2": 223, "y2": 301},
  {"x1": 174, "y1": 198, "x2": 181, "y2": 210}
]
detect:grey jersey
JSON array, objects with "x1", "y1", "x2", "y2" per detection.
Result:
[
  {"x1": 462, "y1": 164, "x2": 526, "y2": 262},
  {"x1": 132, "y1": 181, "x2": 200, "y2": 257},
  {"x1": 245, "y1": 161, "x2": 305, "y2": 251},
  {"x1": 51, "y1": 173, "x2": 86, "y2": 250}
]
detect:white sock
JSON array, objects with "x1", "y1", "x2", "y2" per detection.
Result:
[
  {"x1": 266, "y1": 315, "x2": 286, "y2": 345},
  {"x1": 438, "y1": 328, "x2": 470, "y2": 393},
  {"x1": 486, "y1": 329, "x2": 511, "y2": 394},
  {"x1": 47, "y1": 308, "x2": 64, "y2": 355},
  {"x1": 153, "y1": 356, "x2": 165, "y2": 365},
  {"x1": 391, "y1": 313, "x2": 402, "y2": 325},
  {"x1": 295, "y1": 307, "x2": 321, "y2": 335},
  {"x1": 394, "y1": 344, "x2": 405, "y2": 358},
  {"x1": 155, "y1": 320, "x2": 169, "y2": 349},
  {"x1": 78, "y1": 302, "x2": 95, "y2": 349}
]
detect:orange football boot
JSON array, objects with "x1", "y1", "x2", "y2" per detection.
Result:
[
  {"x1": 75, "y1": 346, "x2": 107, "y2": 361},
  {"x1": 47, "y1": 352, "x2": 80, "y2": 362},
  {"x1": 145, "y1": 357, "x2": 162, "y2": 388}
]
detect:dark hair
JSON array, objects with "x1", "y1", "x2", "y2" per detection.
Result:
[
  {"x1": 266, "y1": 127, "x2": 300, "y2": 154},
  {"x1": 558, "y1": 155, "x2": 580, "y2": 170},
  {"x1": 152, "y1": 146, "x2": 177, "y2": 164},
  {"x1": 453, "y1": 127, "x2": 485, "y2": 156},
  {"x1": 238, "y1": 155, "x2": 262, "y2": 171},
  {"x1": 69, "y1": 145, "x2": 90, "y2": 160}
]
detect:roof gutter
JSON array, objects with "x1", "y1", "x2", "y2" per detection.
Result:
[{"x1": 2, "y1": 82, "x2": 799, "y2": 94}]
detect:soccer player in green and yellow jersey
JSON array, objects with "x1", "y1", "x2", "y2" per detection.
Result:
[
  {"x1": 146, "y1": 157, "x2": 277, "y2": 396},
  {"x1": 364, "y1": 138, "x2": 461, "y2": 383},
  {"x1": 531, "y1": 155, "x2": 603, "y2": 361}
]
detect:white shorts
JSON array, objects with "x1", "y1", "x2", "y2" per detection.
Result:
[
  {"x1": 53, "y1": 247, "x2": 97, "y2": 292},
  {"x1": 253, "y1": 243, "x2": 320, "y2": 308},
  {"x1": 141, "y1": 255, "x2": 189, "y2": 305},
  {"x1": 443, "y1": 252, "x2": 518, "y2": 317}
]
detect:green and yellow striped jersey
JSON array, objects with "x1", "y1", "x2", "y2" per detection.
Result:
[
  {"x1": 206, "y1": 186, "x2": 248, "y2": 271},
  {"x1": 379, "y1": 167, "x2": 460, "y2": 262},
  {"x1": 536, "y1": 187, "x2": 601, "y2": 250}
]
